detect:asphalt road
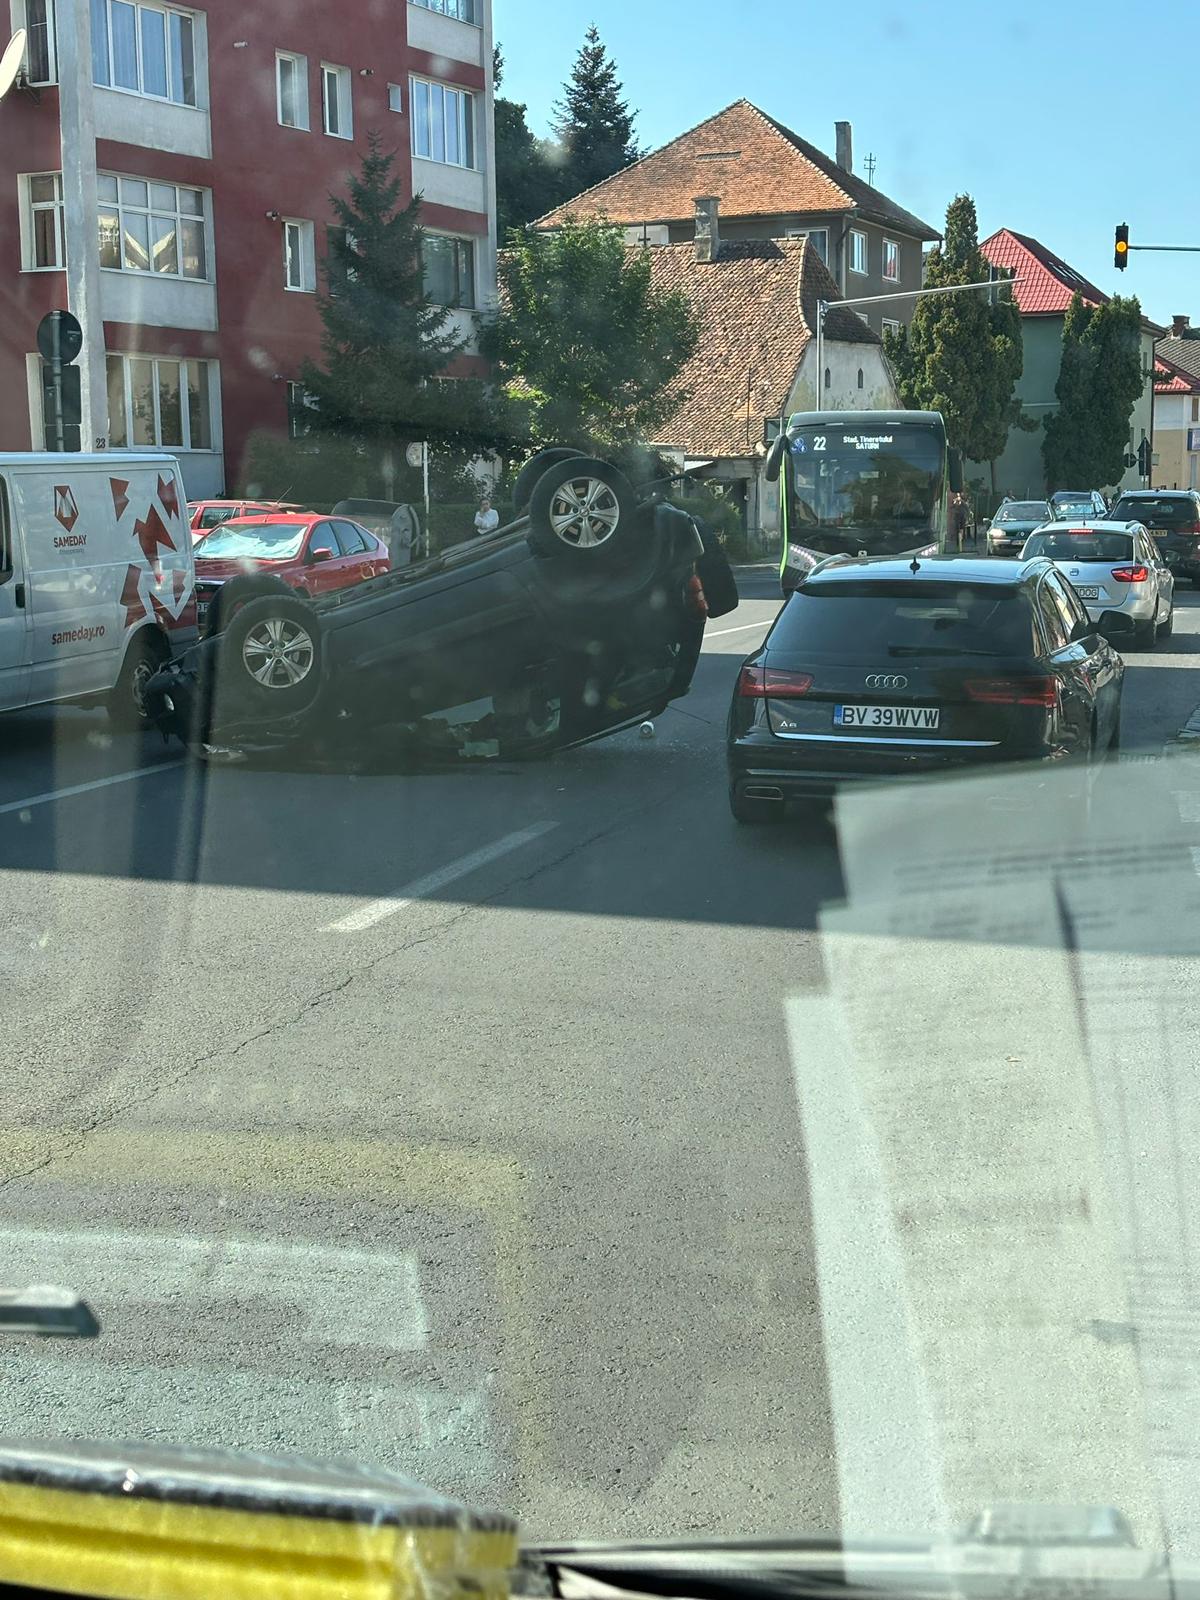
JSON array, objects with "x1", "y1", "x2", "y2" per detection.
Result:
[{"x1": 1, "y1": 572, "x2": 1200, "y2": 1547}]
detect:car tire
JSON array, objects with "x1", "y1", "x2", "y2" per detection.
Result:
[
  {"x1": 730, "y1": 786, "x2": 783, "y2": 825},
  {"x1": 108, "y1": 628, "x2": 169, "y2": 731},
  {"x1": 692, "y1": 518, "x2": 739, "y2": 619},
  {"x1": 1133, "y1": 611, "x2": 1158, "y2": 649},
  {"x1": 511, "y1": 448, "x2": 587, "y2": 517},
  {"x1": 1108, "y1": 709, "x2": 1121, "y2": 752},
  {"x1": 220, "y1": 594, "x2": 323, "y2": 714},
  {"x1": 1160, "y1": 601, "x2": 1174, "y2": 639},
  {"x1": 205, "y1": 573, "x2": 294, "y2": 639},
  {"x1": 527, "y1": 458, "x2": 637, "y2": 562}
]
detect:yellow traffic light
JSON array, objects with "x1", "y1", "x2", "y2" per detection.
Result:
[{"x1": 1115, "y1": 224, "x2": 1129, "y2": 270}]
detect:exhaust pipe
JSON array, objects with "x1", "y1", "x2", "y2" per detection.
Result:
[{"x1": 742, "y1": 784, "x2": 785, "y2": 802}]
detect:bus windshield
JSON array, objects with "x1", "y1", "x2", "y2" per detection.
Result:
[{"x1": 786, "y1": 421, "x2": 947, "y2": 560}]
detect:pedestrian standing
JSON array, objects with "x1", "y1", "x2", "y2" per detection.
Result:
[
  {"x1": 474, "y1": 497, "x2": 499, "y2": 539},
  {"x1": 950, "y1": 491, "x2": 969, "y2": 553}
]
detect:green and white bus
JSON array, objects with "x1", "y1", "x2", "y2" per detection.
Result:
[{"x1": 765, "y1": 410, "x2": 961, "y2": 593}]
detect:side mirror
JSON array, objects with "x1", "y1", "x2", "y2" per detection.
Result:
[
  {"x1": 308, "y1": 545, "x2": 333, "y2": 563},
  {"x1": 947, "y1": 450, "x2": 964, "y2": 495},
  {"x1": 764, "y1": 434, "x2": 788, "y2": 484}
]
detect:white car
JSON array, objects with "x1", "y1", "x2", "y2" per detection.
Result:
[{"x1": 1021, "y1": 520, "x2": 1173, "y2": 648}]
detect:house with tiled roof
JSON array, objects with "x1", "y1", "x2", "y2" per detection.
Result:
[
  {"x1": 535, "y1": 100, "x2": 939, "y2": 338},
  {"x1": 1153, "y1": 318, "x2": 1200, "y2": 490},
  {"x1": 637, "y1": 211, "x2": 898, "y2": 536},
  {"x1": 969, "y1": 228, "x2": 1163, "y2": 498}
]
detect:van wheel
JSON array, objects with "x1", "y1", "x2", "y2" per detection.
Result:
[
  {"x1": 109, "y1": 630, "x2": 168, "y2": 731},
  {"x1": 221, "y1": 594, "x2": 323, "y2": 714},
  {"x1": 527, "y1": 458, "x2": 636, "y2": 562}
]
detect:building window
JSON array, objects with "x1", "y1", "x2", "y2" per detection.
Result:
[
  {"x1": 91, "y1": 0, "x2": 197, "y2": 105},
  {"x1": 105, "y1": 353, "x2": 214, "y2": 451},
  {"x1": 325, "y1": 224, "x2": 358, "y2": 293},
  {"x1": 850, "y1": 229, "x2": 867, "y2": 275},
  {"x1": 410, "y1": 0, "x2": 477, "y2": 21},
  {"x1": 388, "y1": 81, "x2": 403, "y2": 112},
  {"x1": 883, "y1": 238, "x2": 899, "y2": 282},
  {"x1": 422, "y1": 234, "x2": 475, "y2": 308},
  {"x1": 287, "y1": 381, "x2": 317, "y2": 439},
  {"x1": 1192, "y1": 397, "x2": 1199, "y2": 423},
  {"x1": 96, "y1": 173, "x2": 208, "y2": 278},
  {"x1": 321, "y1": 63, "x2": 352, "y2": 139},
  {"x1": 283, "y1": 219, "x2": 316, "y2": 291},
  {"x1": 276, "y1": 51, "x2": 308, "y2": 129},
  {"x1": 784, "y1": 227, "x2": 827, "y2": 264},
  {"x1": 24, "y1": 173, "x2": 65, "y2": 270},
  {"x1": 824, "y1": 367, "x2": 831, "y2": 390},
  {"x1": 410, "y1": 76, "x2": 475, "y2": 167},
  {"x1": 882, "y1": 317, "x2": 901, "y2": 336},
  {"x1": 24, "y1": 0, "x2": 56, "y2": 85},
  {"x1": 857, "y1": 368, "x2": 864, "y2": 389}
]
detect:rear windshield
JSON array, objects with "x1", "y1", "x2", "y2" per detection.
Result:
[
  {"x1": 1050, "y1": 500, "x2": 1096, "y2": 519},
  {"x1": 1111, "y1": 496, "x2": 1196, "y2": 527},
  {"x1": 1023, "y1": 532, "x2": 1134, "y2": 561},
  {"x1": 773, "y1": 583, "x2": 1035, "y2": 659},
  {"x1": 199, "y1": 505, "x2": 239, "y2": 529},
  {"x1": 994, "y1": 502, "x2": 1049, "y2": 523}
]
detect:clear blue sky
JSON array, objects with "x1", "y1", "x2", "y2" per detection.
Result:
[{"x1": 495, "y1": 0, "x2": 1194, "y2": 328}]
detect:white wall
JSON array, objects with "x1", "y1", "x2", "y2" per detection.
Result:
[
  {"x1": 412, "y1": 155, "x2": 487, "y2": 215},
  {"x1": 790, "y1": 342, "x2": 900, "y2": 413},
  {"x1": 406, "y1": 3, "x2": 485, "y2": 66},
  {"x1": 99, "y1": 272, "x2": 218, "y2": 332}
]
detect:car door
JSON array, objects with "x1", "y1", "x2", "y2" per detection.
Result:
[
  {"x1": 1044, "y1": 570, "x2": 1116, "y2": 750},
  {"x1": 1139, "y1": 527, "x2": 1173, "y2": 616},
  {"x1": 1036, "y1": 572, "x2": 1093, "y2": 756},
  {"x1": 302, "y1": 521, "x2": 344, "y2": 596},
  {"x1": 331, "y1": 520, "x2": 376, "y2": 587},
  {"x1": 0, "y1": 473, "x2": 32, "y2": 711}
]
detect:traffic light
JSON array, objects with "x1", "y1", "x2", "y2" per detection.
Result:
[{"x1": 1114, "y1": 223, "x2": 1129, "y2": 270}]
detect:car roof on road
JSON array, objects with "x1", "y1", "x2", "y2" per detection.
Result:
[
  {"x1": 1112, "y1": 489, "x2": 1196, "y2": 499},
  {"x1": 804, "y1": 555, "x2": 1049, "y2": 587},
  {"x1": 219, "y1": 512, "x2": 322, "y2": 525},
  {"x1": 1028, "y1": 519, "x2": 1142, "y2": 534}
]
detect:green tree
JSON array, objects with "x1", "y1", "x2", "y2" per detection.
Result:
[
  {"x1": 483, "y1": 217, "x2": 699, "y2": 452},
  {"x1": 494, "y1": 45, "x2": 567, "y2": 239},
  {"x1": 882, "y1": 194, "x2": 1024, "y2": 485},
  {"x1": 1042, "y1": 292, "x2": 1143, "y2": 492},
  {"x1": 553, "y1": 25, "x2": 639, "y2": 199},
  {"x1": 298, "y1": 136, "x2": 518, "y2": 493}
]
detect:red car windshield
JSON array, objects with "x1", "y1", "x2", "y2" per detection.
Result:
[{"x1": 195, "y1": 521, "x2": 309, "y2": 561}]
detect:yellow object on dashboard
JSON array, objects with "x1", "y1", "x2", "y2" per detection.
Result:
[{"x1": 0, "y1": 1440, "x2": 518, "y2": 1600}]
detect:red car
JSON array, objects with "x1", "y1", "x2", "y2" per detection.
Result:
[
  {"x1": 192, "y1": 513, "x2": 390, "y2": 631},
  {"x1": 188, "y1": 498, "x2": 305, "y2": 539}
]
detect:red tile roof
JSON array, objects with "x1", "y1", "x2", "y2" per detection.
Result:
[
  {"x1": 636, "y1": 237, "x2": 879, "y2": 460},
  {"x1": 980, "y1": 228, "x2": 1109, "y2": 316},
  {"x1": 1157, "y1": 337, "x2": 1200, "y2": 389},
  {"x1": 536, "y1": 100, "x2": 939, "y2": 242},
  {"x1": 1156, "y1": 353, "x2": 1200, "y2": 395}
]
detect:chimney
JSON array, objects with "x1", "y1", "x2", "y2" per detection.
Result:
[
  {"x1": 835, "y1": 121, "x2": 853, "y2": 174},
  {"x1": 693, "y1": 196, "x2": 720, "y2": 264},
  {"x1": 1172, "y1": 314, "x2": 1190, "y2": 337}
]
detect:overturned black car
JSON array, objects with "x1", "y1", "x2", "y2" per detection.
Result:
[{"x1": 146, "y1": 451, "x2": 739, "y2": 762}]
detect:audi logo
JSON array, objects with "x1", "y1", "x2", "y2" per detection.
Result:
[{"x1": 865, "y1": 674, "x2": 908, "y2": 689}]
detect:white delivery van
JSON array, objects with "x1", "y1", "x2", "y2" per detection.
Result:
[{"x1": 0, "y1": 452, "x2": 198, "y2": 727}]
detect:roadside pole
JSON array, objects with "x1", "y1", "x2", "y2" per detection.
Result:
[{"x1": 50, "y1": 314, "x2": 64, "y2": 454}]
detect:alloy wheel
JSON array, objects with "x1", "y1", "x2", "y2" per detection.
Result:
[{"x1": 242, "y1": 617, "x2": 315, "y2": 689}]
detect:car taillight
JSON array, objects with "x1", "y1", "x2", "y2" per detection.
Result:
[
  {"x1": 1110, "y1": 565, "x2": 1148, "y2": 582},
  {"x1": 964, "y1": 676, "x2": 1060, "y2": 708},
  {"x1": 738, "y1": 665, "x2": 813, "y2": 698}
]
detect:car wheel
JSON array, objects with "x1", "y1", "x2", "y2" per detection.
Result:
[
  {"x1": 220, "y1": 594, "x2": 323, "y2": 714},
  {"x1": 1133, "y1": 610, "x2": 1158, "y2": 649},
  {"x1": 205, "y1": 573, "x2": 294, "y2": 639},
  {"x1": 1160, "y1": 600, "x2": 1174, "y2": 639},
  {"x1": 511, "y1": 448, "x2": 587, "y2": 517},
  {"x1": 1108, "y1": 708, "x2": 1121, "y2": 752},
  {"x1": 108, "y1": 628, "x2": 169, "y2": 731},
  {"x1": 730, "y1": 786, "x2": 783, "y2": 825},
  {"x1": 527, "y1": 458, "x2": 637, "y2": 562},
  {"x1": 692, "y1": 518, "x2": 739, "y2": 619}
]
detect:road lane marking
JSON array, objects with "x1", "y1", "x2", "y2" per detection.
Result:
[
  {"x1": 0, "y1": 761, "x2": 185, "y2": 819},
  {"x1": 707, "y1": 620, "x2": 772, "y2": 638},
  {"x1": 324, "y1": 821, "x2": 559, "y2": 932},
  {"x1": 0, "y1": 1226, "x2": 428, "y2": 1352}
]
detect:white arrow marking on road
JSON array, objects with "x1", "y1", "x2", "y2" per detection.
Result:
[
  {"x1": 0, "y1": 761, "x2": 185, "y2": 818},
  {"x1": 0, "y1": 1226, "x2": 429, "y2": 1352},
  {"x1": 324, "y1": 821, "x2": 559, "y2": 933}
]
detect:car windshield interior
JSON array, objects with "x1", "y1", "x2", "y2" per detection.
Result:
[
  {"x1": 1025, "y1": 533, "x2": 1135, "y2": 561},
  {"x1": 775, "y1": 583, "x2": 1034, "y2": 657},
  {"x1": 194, "y1": 521, "x2": 308, "y2": 560}
]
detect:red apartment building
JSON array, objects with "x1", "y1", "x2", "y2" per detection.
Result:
[{"x1": 0, "y1": 0, "x2": 497, "y2": 495}]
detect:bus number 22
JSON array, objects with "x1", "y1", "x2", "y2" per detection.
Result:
[{"x1": 813, "y1": 436, "x2": 826, "y2": 452}]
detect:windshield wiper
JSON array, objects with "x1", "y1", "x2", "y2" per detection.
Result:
[{"x1": 888, "y1": 645, "x2": 1003, "y2": 658}]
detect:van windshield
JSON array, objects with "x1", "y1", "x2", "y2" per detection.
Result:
[{"x1": 194, "y1": 521, "x2": 308, "y2": 560}]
